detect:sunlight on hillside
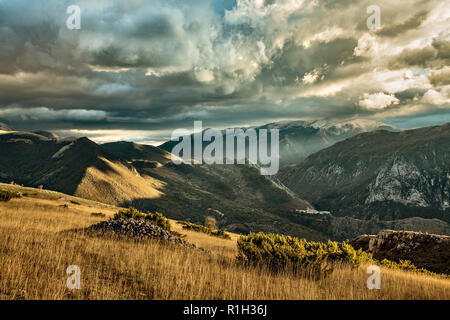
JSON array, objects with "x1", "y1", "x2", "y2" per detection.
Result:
[
  {"x1": 0, "y1": 189, "x2": 448, "y2": 300},
  {"x1": 74, "y1": 157, "x2": 164, "y2": 206}
]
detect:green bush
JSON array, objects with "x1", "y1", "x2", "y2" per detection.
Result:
[
  {"x1": 113, "y1": 207, "x2": 171, "y2": 231},
  {"x1": 237, "y1": 232, "x2": 448, "y2": 279},
  {"x1": 178, "y1": 221, "x2": 231, "y2": 239},
  {"x1": 0, "y1": 190, "x2": 20, "y2": 202},
  {"x1": 237, "y1": 232, "x2": 372, "y2": 279},
  {"x1": 378, "y1": 259, "x2": 449, "y2": 278},
  {"x1": 214, "y1": 228, "x2": 231, "y2": 239}
]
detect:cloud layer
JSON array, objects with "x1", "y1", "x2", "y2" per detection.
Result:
[{"x1": 0, "y1": 0, "x2": 449, "y2": 142}]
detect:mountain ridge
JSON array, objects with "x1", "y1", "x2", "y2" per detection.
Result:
[
  {"x1": 279, "y1": 123, "x2": 450, "y2": 229},
  {"x1": 0, "y1": 131, "x2": 162, "y2": 205},
  {"x1": 2, "y1": 121, "x2": 447, "y2": 240},
  {"x1": 159, "y1": 118, "x2": 399, "y2": 166},
  {"x1": 0, "y1": 130, "x2": 323, "y2": 239}
]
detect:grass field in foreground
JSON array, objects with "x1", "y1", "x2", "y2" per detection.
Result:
[{"x1": 0, "y1": 185, "x2": 449, "y2": 300}]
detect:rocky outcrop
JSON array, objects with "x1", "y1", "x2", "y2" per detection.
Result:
[
  {"x1": 289, "y1": 209, "x2": 450, "y2": 241},
  {"x1": 350, "y1": 230, "x2": 450, "y2": 274},
  {"x1": 84, "y1": 219, "x2": 197, "y2": 249}
]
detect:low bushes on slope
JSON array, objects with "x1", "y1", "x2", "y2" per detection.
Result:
[
  {"x1": 379, "y1": 259, "x2": 449, "y2": 278},
  {"x1": 0, "y1": 190, "x2": 21, "y2": 202},
  {"x1": 237, "y1": 232, "x2": 372, "y2": 279},
  {"x1": 113, "y1": 207, "x2": 171, "y2": 231},
  {"x1": 178, "y1": 221, "x2": 231, "y2": 239},
  {"x1": 237, "y1": 232, "x2": 449, "y2": 280}
]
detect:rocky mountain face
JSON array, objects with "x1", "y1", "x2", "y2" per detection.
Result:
[
  {"x1": 350, "y1": 230, "x2": 450, "y2": 274},
  {"x1": 279, "y1": 123, "x2": 450, "y2": 237},
  {"x1": 159, "y1": 119, "x2": 399, "y2": 166}
]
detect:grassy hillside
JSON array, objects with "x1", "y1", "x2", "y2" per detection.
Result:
[
  {"x1": 102, "y1": 141, "x2": 323, "y2": 240},
  {"x1": 0, "y1": 185, "x2": 449, "y2": 300},
  {"x1": 0, "y1": 133, "x2": 163, "y2": 206},
  {"x1": 0, "y1": 132, "x2": 322, "y2": 240}
]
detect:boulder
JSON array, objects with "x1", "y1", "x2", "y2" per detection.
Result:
[{"x1": 350, "y1": 230, "x2": 450, "y2": 274}]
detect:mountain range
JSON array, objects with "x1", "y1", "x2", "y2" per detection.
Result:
[
  {"x1": 279, "y1": 123, "x2": 450, "y2": 219},
  {"x1": 1, "y1": 119, "x2": 448, "y2": 240},
  {"x1": 0, "y1": 124, "x2": 320, "y2": 239},
  {"x1": 278, "y1": 123, "x2": 450, "y2": 239},
  {"x1": 159, "y1": 119, "x2": 399, "y2": 166}
]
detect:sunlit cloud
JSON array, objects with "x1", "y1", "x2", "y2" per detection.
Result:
[{"x1": 0, "y1": 0, "x2": 448, "y2": 140}]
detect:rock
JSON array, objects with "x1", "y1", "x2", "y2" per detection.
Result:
[
  {"x1": 350, "y1": 230, "x2": 450, "y2": 274},
  {"x1": 84, "y1": 219, "x2": 198, "y2": 249}
]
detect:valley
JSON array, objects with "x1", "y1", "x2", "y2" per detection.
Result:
[{"x1": 1, "y1": 120, "x2": 449, "y2": 241}]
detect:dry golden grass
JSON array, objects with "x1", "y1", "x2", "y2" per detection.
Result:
[
  {"x1": 170, "y1": 220, "x2": 240, "y2": 259},
  {"x1": 0, "y1": 193, "x2": 449, "y2": 300},
  {"x1": 74, "y1": 157, "x2": 164, "y2": 206}
]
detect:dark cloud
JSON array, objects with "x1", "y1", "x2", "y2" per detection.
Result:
[
  {"x1": 390, "y1": 47, "x2": 437, "y2": 68},
  {"x1": 389, "y1": 39, "x2": 450, "y2": 69},
  {"x1": 394, "y1": 88, "x2": 427, "y2": 101},
  {"x1": 428, "y1": 68, "x2": 450, "y2": 86},
  {"x1": 0, "y1": 0, "x2": 447, "y2": 141},
  {"x1": 376, "y1": 10, "x2": 428, "y2": 37}
]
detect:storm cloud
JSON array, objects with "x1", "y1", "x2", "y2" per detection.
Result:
[{"x1": 0, "y1": 0, "x2": 448, "y2": 142}]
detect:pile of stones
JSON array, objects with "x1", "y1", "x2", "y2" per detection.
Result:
[{"x1": 85, "y1": 218, "x2": 197, "y2": 249}]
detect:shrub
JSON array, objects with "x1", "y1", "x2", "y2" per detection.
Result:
[
  {"x1": 37, "y1": 185, "x2": 43, "y2": 190},
  {"x1": 113, "y1": 207, "x2": 171, "y2": 231},
  {"x1": 237, "y1": 232, "x2": 448, "y2": 279},
  {"x1": 178, "y1": 221, "x2": 231, "y2": 239},
  {"x1": 237, "y1": 232, "x2": 372, "y2": 279},
  {"x1": 214, "y1": 228, "x2": 231, "y2": 239},
  {"x1": 378, "y1": 259, "x2": 449, "y2": 278},
  {"x1": 0, "y1": 190, "x2": 20, "y2": 202}
]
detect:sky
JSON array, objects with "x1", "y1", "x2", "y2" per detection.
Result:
[{"x1": 0, "y1": 0, "x2": 449, "y2": 144}]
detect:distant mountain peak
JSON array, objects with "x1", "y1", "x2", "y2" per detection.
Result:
[
  {"x1": 320, "y1": 118, "x2": 399, "y2": 132},
  {"x1": 159, "y1": 118, "x2": 401, "y2": 166},
  {"x1": 263, "y1": 118, "x2": 398, "y2": 131}
]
